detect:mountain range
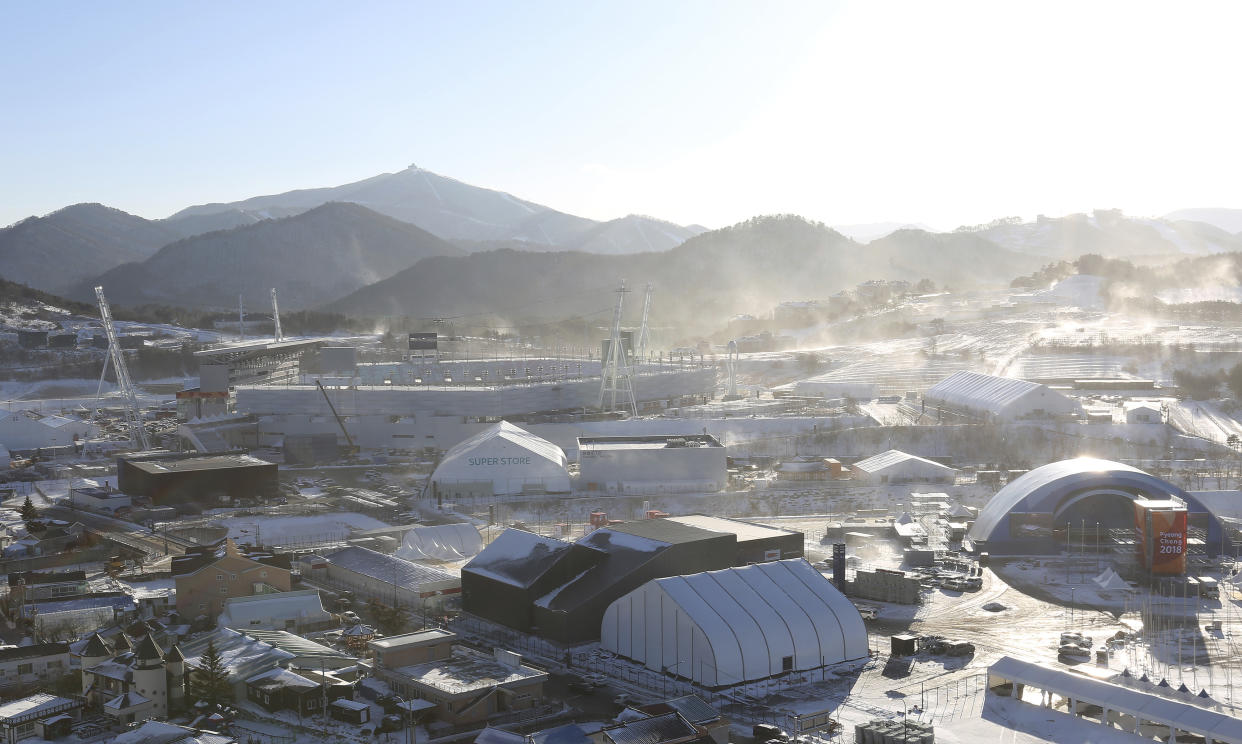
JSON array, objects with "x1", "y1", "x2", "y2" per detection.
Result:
[
  {"x1": 69, "y1": 202, "x2": 463, "y2": 311},
  {"x1": 5, "y1": 164, "x2": 1242, "y2": 324}
]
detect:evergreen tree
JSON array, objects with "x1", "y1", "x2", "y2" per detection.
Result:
[
  {"x1": 19, "y1": 495, "x2": 37, "y2": 523},
  {"x1": 190, "y1": 639, "x2": 233, "y2": 706},
  {"x1": 368, "y1": 599, "x2": 409, "y2": 635}
]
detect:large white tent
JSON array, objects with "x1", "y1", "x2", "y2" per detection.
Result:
[
  {"x1": 600, "y1": 559, "x2": 867, "y2": 688},
  {"x1": 852, "y1": 449, "x2": 956, "y2": 485},
  {"x1": 395, "y1": 523, "x2": 484, "y2": 562},
  {"x1": 924, "y1": 371, "x2": 1081, "y2": 421},
  {"x1": 431, "y1": 421, "x2": 570, "y2": 499}
]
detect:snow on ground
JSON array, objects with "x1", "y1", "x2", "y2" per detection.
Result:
[
  {"x1": 214, "y1": 512, "x2": 389, "y2": 543},
  {"x1": 118, "y1": 577, "x2": 175, "y2": 599},
  {"x1": 1169, "y1": 400, "x2": 1242, "y2": 444}
]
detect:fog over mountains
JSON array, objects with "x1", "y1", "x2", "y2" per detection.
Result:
[{"x1": 3, "y1": 164, "x2": 1242, "y2": 317}]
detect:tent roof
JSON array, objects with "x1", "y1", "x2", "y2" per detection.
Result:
[
  {"x1": 396, "y1": 523, "x2": 484, "y2": 562},
  {"x1": 925, "y1": 371, "x2": 1049, "y2": 415},
  {"x1": 990, "y1": 656, "x2": 1242, "y2": 742},
  {"x1": 854, "y1": 449, "x2": 954, "y2": 474}
]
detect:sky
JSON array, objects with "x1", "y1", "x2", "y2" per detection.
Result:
[{"x1": 3, "y1": 1, "x2": 1242, "y2": 230}]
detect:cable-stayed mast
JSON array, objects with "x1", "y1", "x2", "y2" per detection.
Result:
[
  {"x1": 271, "y1": 288, "x2": 284, "y2": 342},
  {"x1": 636, "y1": 283, "x2": 653, "y2": 364},
  {"x1": 95, "y1": 286, "x2": 151, "y2": 450},
  {"x1": 598, "y1": 281, "x2": 637, "y2": 415}
]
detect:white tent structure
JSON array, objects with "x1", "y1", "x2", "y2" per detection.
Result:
[
  {"x1": 924, "y1": 371, "x2": 1081, "y2": 421},
  {"x1": 395, "y1": 523, "x2": 484, "y2": 562},
  {"x1": 430, "y1": 421, "x2": 570, "y2": 500},
  {"x1": 600, "y1": 559, "x2": 867, "y2": 687},
  {"x1": 852, "y1": 449, "x2": 956, "y2": 485}
]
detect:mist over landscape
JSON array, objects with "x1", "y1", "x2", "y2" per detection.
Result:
[{"x1": 5, "y1": 4, "x2": 1242, "y2": 744}]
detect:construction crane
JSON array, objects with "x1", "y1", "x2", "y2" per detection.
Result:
[
  {"x1": 270, "y1": 288, "x2": 284, "y2": 342},
  {"x1": 316, "y1": 379, "x2": 358, "y2": 455},
  {"x1": 95, "y1": 286, "x2": 151, "y2": 450}
]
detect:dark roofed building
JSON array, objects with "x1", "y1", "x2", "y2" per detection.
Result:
[
  {"x1": 118, "y1": 452, "x2": 277, "y2": 507},
  {"x1": 464, "y1": 516, "x2": 793, "y2": 644}
]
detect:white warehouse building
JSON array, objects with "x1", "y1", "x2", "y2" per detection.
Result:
[
  {"x1": 0, "y1": 409, "x2": 95, "y2": 452},
  {"x1": 924, "y1": 371, "x2": 1082, "y2": 421},
  {"x1": 600, "y1": 559, "x2": 867, "y2": 687},
  {"x1": 578, "y1": 434, "x2": 726, "y2": 495},
  {"x1": 430, "y1": 421, "x2": 570, "y2": 502},
  {"x1": 852, "y1": 449, "x2": 957, "y2": 485}
]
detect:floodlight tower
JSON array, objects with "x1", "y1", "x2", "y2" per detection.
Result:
[
  {"x1": 95, "y1": 286, "x2": 151, "y2": 450},
  {"x1": 271, "y1": 288, "x2": 284, "y2": 342},
  {"x1": 598, "y1": 281, "x2": 638, "y2": 415},
  {"x1": 636, "y1": 283, "x2": 653, "y2": 364},
  {"x1": 238, "y1": 294, "x2": 246, "y2": 341}
]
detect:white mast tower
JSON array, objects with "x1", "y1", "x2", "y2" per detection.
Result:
[
  {"x1": 271, "y1": 288, "x2": 284, "y2": 342},
  {"x1": 636, "y1": 283, "x2": 653, "y2": 364},
  {"x1": 95, "y1": 286, "x2": 151, "y2": 450},
  {"x1": 598, "y1": 281, "x2": 638, "y2": 415}
]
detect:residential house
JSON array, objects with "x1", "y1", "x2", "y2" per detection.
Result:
[
  {"x1": 217, "y1": 589, "x2": 333, "y2": 633},
  {"x1": 0, "y1": 643, "x2": 69, "y2": 694},
  {"x1": 244, "y1": 667, "x2": 351, "y2": 717},
  {"x1": 371, "y1": 630, "x2": 546, "y2": 729},
  {"x1": 173, "y1": 540, "x2": 291, "y2": 622},
  {"x1": 0, "y1": 693, "x2": 82, "y2": 744},
  {"x1": 80, "y1": 634, "x2": 186, "y2": 725}
]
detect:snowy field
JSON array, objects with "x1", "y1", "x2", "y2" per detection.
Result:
[{"x1": 213, "y1": 512, "x2": 390, "y2": 545}]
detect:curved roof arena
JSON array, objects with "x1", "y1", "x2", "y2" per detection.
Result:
[{"x1": 969, "y1": 458, "x2": 1197, "y2": 547}]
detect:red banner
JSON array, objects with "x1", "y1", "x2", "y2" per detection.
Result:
[{"x1": 1149, "y1": 509, "x2": 1187, "y2": 575}]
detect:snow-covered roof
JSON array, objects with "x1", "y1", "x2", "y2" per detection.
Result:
[
  {"x1": 218, "y1": 590, "x2": 331, "y2": 630},
  {"x1": 326, "y1": 546, "x2": 458, "y2": 588},
  {"x1": 990, "y1": 656, "x2": 1242, "y2": 742},
  {"x1": 0, "y1": 693, "x2": 77, "y2": 723},
  {"x1": 245, "y1": 667, "x2": 318, "y2": 689},
  {"x1": 395, "y1": 646, "x2": 546, "y2": 696},
  {"x1": 431, "y1": 421, "x2": 570, "y2": 495},
  {"x1": 853, "y1": 449, "x2": 955, "y2": 475},
  {"x1": 104, "y1": 691, "x2": 150, "y2": 710},
  {"x1": 463, "y1": 529, "x2": 573, "y2": 588},
  {"x1": 601, "y1": 559, "x2": 867, "y2": 687},
  {"x1": 925, "y1": 371, "x2": 1077, "y2": 417},
  {"x1": 179, "y1": 627, "x2": 294, "y2": 683},
  {"x1": 1124, "y1": 401, "x2": 1162, "y2": 412},
  {"x1": 395, "y1": 523, "x2": 484, "y2": 562}
]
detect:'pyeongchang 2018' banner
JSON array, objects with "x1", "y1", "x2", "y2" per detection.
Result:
[{"x1": 1149, "y1": 509, "x2": 1187, "y2": 575}]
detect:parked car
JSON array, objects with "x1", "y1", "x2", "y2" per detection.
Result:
[
  {"x1": 567, "y1": 679, "x2": 595, "y2": 694},
  {"x1": 613, "y1": 693, "x2": 634, "y2": 706}
]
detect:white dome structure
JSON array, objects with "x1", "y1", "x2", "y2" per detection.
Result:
[
  {"x1": 431, "y1": 421, "x2": 570, "y2": 500},
  {"x1": 395, "y1": 523, "x2": 484, "y2": 562},
  {"x1": 600, "y1": 559, "x2": 867, "y2": 687}
]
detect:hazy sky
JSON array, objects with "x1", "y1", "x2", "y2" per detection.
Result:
[{"x1": 3, "y1": 1, "x2": 1241, "y2": 230}]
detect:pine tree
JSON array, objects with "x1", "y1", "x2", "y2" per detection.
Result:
[
  {"x1": 190, "y1": 639, "x2": 233, "y2": 706},
  {"x1": 19, "y1": 495, "x2": 37, "y2": 523}
]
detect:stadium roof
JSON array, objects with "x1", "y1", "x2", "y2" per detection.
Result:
[{"x1": 969, "y1": 458, "x2": 1192, "y2": 543}]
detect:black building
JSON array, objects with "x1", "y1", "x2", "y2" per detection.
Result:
[
  {"x1": 118, "y1": 452, "x2": 277, "y2": 507},
  {"x1": 462, "y1": 515, "x2": 801, "y2": 645}
]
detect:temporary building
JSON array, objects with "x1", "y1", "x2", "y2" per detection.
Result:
[
  {"x1": 395, "y1": 523, "x2": 484, "y2": 562},
  {"x1": 217, "y1": 589, "x2": 333, "y2": 632},
  {"x1": 924, "y1": 371, "x2": 1081, "y2": 421},
  {"x1": 852, "y1": 450, "x2": 956, "y2": 485},
  {"x1": 431, "y1": 421, "x2": 570, "y2": 500},
  {"x1": 600, "y1": 559, "x2": 867, "y2": 687}
]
